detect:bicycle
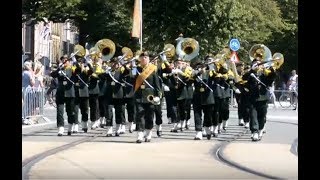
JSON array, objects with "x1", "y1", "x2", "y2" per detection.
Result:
[{"x1": 278, "y1": 90, "x2": 298, "y2": 109}]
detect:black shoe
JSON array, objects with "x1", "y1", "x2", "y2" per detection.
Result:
[
  {"x1": 180, "y1": 127, "x2": 183, "y2": 132},
  {"x1": 115, "y1": 133, "x2": 120, "y2": 136},
  {"x1": 67, "y1": 131, "x2": 71, "y2": 136},
  {"x1": 223, "y1": 127, "x2": 226, "y2": 131},
  {"x1": 106, "y1": 134, "x2": 112, "y2": 137},
  {"x1": 145, "y1": 139, "x2": 151, "y2": 142},
  {"x1": 72, "y1": 131, "x2": 78, "y2": 134},
  {"x1": 171, "y1": 129, "x2": 178, "y2": 133},
  {"x1": 212, "y1": 133, "x2": 218, "y2": 137},
  {"x1": 57, "y1": 133, "x2": 63, "y2": 136},
  {"x1": 82, "y1": 128, "x2": 88, "y2": 133},
  {"x1": 136, "y1": 140, "x2": 142, "y2": 143},
  {"x1": 194, "y1": 137, "x2": 201, "y2": 140},
  {"x1": 207, "y1": 134, "x2": 211, "y2": 140},
  {"x1": 185, "y1": 125, "x2": 189, "y2": 130},
  {"x1": 157, "y1": 130, "x2": 162, "y2": 137},
  {"x1": 218, "y1": 130, "x2": 221, "y2": 134}
]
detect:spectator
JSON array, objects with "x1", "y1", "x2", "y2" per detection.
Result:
[
  {"x1": 22, "y1": 61, "x2": 35, "y2": 88},
  {"x1": 288, "y1": 70, "x2": 298, "y2": 91},
  {"x1": 288, "y1": 70, "x2": 298, "y2": 110}
]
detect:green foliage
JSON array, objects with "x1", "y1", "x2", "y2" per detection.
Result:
[
  {"x1": 22, "y1": 0, "x2": 297, "y2": 72},
  {"x1": 22, "y1": 0, "x2": 86, "y2": 23}
]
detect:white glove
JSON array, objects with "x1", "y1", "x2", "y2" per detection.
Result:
[
  {"x1": 71, "y1": 56, "x2": 77, "y2": 63},
  {"x1": 153, "y1": 96, "x2": 161, "y2": 105},
  {"x1": 251, "y1": 63, "x2": 259, "y2": 70},
  {"x1": 235, "y1": 88, "x2": 241, "y2": 94},
  {"x1": 173, "y1": 69, "x2": 183, "y2": 75},
  {"x1": 160, "y1": 54, "x2": 167, "y2": 61},
  {"x1": 163, "y1": 85, "x2": 170, "y2": 91},
  {"x1": 85, "y1": 55, "x2": 91, "y2": 63}
]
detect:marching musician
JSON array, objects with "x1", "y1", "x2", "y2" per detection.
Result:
[
  {"x1": 110, "y1": 56, "x2": 127, "y2": 136},
  {"x1": 122, "y1": 57, "x2": 137, "y2": 133},
  {"x1": 234, "y1": 63, "x2": 250, "y2": 128},
  {"x1": 192, "y1": 56, "x2": 215, "y2": 140},
  {"x1": 218, "y1": 58, "x2": 234, "y2": 133},
  {"x1": 243, "y1": 47, "x2": 277, "y2": 141},
  {"x1": 171, "y1": 58, "x2": 189, "y2": 132},
  {"x1": 97, "y1": 60, "x2": 108, "y2": 128},
  {"x1": 184, "y1": 62, "x2": 194, "y2": 130},
  {"x1": 152, "y1": 53, "x2": 170, "y2": 137},
  {"x1": 51, "y1": 55, "x2": 77, "y2": 136},
  {"x1": 73, "y1": 56, "x2": 90, "y2": 133},
  {"x1": 88, "y1": 55, "x2": 103, "y2": 129},
  {"x1": 102, "y1": 60, "x2": 115, "y2": 137},
  {"x1": 162, "y1": 60, "x2": 177, "y2": 125},
  {"x1": 133, "y1": 51, "x2": 161, "y2": 143},
  {"x1": 50, "y1": 56, "x2": 67, "y2": 136}
]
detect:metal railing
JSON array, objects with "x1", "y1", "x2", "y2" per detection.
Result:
[
  {"x1": 22, "y1": 86, "x2": 46, "y2": 125},
  {"x1": 230, "y1": 89, "x2": 298, "y2": 109}
]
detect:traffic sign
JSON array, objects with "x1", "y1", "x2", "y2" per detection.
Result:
[
  {"x1": 230, "y1": 51, "x2": 240, "y2": 63},
  {"x1": 229, "y1": 38, "x2": 240, "y2": 51}
]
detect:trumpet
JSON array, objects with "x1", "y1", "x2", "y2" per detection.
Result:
[{"x1": 147, "y1": 95, "x2": 161, "y2": 105}]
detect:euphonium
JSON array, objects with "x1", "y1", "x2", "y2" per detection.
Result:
[
  {"x1": 147, "y1": 95, "x2": 160, "y2": 105},
  {"x1": 73, "y1": 44, "x2": 86, "y2": 57}
]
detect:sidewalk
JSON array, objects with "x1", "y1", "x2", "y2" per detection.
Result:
[{"x1": 221, "y1": 142, "x2": 298, "y2": 179}]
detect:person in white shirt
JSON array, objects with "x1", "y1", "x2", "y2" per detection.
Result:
[{"x1": 288, "y1": 70, "x2": 298, "y2": 110}]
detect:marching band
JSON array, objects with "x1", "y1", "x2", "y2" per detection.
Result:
[{"x1": 50, "y1": 36, "x2": 284, "y2": 143}]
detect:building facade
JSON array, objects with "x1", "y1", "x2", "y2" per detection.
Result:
[{"x1": 22, "y1": 20, "x2": 79, "y2": 74}]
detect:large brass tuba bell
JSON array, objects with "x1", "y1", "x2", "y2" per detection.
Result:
[
  {"x1": 176, "y1": 38, "x2": 199, "y2": 62},
  {"x1": 249, "y1": 44, "x2": 272, "y2": 63},
  {"x1": 94, "y1": 39, "x2": 116, "y2": 61},
  {"x1": 73, "y1": 44, "x2": 86, "y2": 57}
]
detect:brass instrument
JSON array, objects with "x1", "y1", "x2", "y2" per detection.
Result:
[
  {"x1": 89, "y1": 46, "x2": 101, "y2": 60},
  {"x1": 268, "y1": 52, "x2": 284, "y2": 70},
  {"x1": 147, "y1": 95, "x2": 161, "y2": 105},
  {"x1": 163, "y1": 44, "x2": 176, "y2": 60},
  {"x1": 73, "y1": 44, "x2": 86, "y2": 57},
  {"x1": 151, "y1": 44, "x2": 176, "y2": 63},
  {"x1": 176, "y1": 38, "x2": 199, "y2": 62},
  {"x1": 249, "y1": 44, "x2": 272, "y2": 62},
  {"x1": 121, "y1": 47, "x2": 134, "y2": 59},
  {"x1": 94, "y1": 39, "x2": 116, "y2": 61}
]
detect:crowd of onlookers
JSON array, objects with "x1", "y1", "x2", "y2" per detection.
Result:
[{"x1": 22, "y1": 58, "x2": 46, "y2": 125}]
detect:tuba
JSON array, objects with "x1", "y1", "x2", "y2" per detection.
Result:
[
  {"x1": 176, "y1": 38, "x2": 199, "y2": 62},
  {"x1": 249, "y1": 44, "x2": 272, "y2": 63},
  {"x1": 94, "y1": 39, "x2": 116, "y2": 61}
]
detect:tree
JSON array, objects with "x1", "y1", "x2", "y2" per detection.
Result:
[
  {"x1": 269, "y1": 0, "x2": 298, "y2": 75},
  {"x1": 141, "y1": 0, "x2": 287, "y2": 62}
]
